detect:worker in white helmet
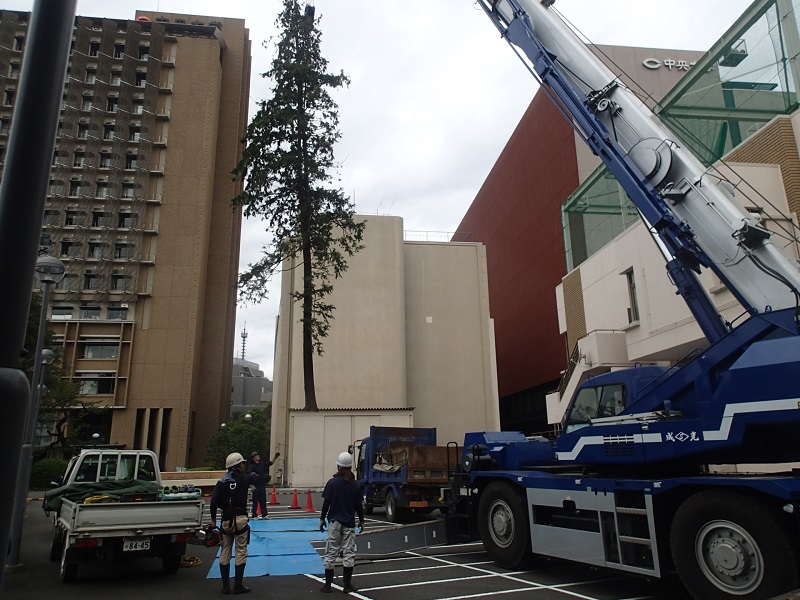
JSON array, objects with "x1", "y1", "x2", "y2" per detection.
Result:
[
  {"x1": 319, "y1": 450, "x2": 364, "y2": 594},
  {"x1": 209, "y1": 451, "x2": 258, "y2": 594}
]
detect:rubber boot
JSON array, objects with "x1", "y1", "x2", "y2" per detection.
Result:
[
  {"x1": 220, "y1": 563, "x2": 231, "y2": 594},
  {"x1": 342, "y1": 566, "x2": 358, "y2": 594},
  {"x1": 232, "y1": 563, "x2": 251, "y2": 594},
  {"x1": 320, "y1": 568, "x2": 334, "y2": 593}
]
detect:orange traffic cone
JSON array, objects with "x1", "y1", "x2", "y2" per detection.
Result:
[
  {"x1": 303, "y1": 489, "x2": 315, "y2": 513},
  {"x1": 288, "y1": 488, "x2": 301, "y2": 509},
  {"x1": 269, "y1": 486, "x2": 279, "y2": 505}
]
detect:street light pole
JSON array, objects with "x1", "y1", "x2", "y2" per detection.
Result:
[{"x1": 6, "y1": 256, "x2": 65, "y2": 571}]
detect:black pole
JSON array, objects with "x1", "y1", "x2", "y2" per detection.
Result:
[{"x1": 0, "y1": 0, "x2": 75, "y2": 589}]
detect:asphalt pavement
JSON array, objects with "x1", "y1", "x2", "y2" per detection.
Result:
[{"x1": 4, "y1": 491, "x2": 798, "y2": 600}]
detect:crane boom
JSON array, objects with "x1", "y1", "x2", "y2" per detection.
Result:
[{"x1": 478, "y1": 0, "x2": 800, "y2": 341}]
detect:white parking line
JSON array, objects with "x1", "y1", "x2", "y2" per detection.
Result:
[{"x1": 353, "y1": 560, "x2": 496, "y2": 577}]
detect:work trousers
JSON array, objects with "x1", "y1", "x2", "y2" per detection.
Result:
[
  {"x1": 323, "y1": 520, "x2": 357, "y2": 569},
  {"x1": 251, "y1": 487, "x2": 267, "y2": 517},
  {"x1": 219, "y1": 515, "x2": 249, "y2": 566}
]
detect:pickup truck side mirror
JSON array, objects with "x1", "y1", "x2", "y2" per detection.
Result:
[{"x1": 50, "y1": 476, "x2": 63, "y2": 487}]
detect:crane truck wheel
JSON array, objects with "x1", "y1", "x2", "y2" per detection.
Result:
[
  {"x1": 670, "y1": 490, "x2": 799, "y2": 600},
  {"x1": 362, "y1": 492, "x2": 374, "y2": 516},
  {"x1": 478, "y1": 480, "x2": 533, "y2": 569}
]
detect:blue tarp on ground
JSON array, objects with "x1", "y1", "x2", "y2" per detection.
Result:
[{"x1": 206, "y1": 518, "x2": 326, "y2": 578}]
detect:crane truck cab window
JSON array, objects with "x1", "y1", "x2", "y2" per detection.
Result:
[{"x1": 564, "y1": 384, "x2": 626, "y2": 433}]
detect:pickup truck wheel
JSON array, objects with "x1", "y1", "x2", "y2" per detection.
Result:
[
  {"x1": 59, "y1": 538, "x2": 78, "y2": 583},
  {"x1": 49, "y1": 526, "x2": 63, "y2": 562},
  {"x1": 671, "y1": 491, "x2": 799, "y2": 599},
  {"x1": 162, "y1": 554, "x2": 181, "y2": 574},
  {"x1": 478, "y1": 480, "x2": 533, "y2": 570}
]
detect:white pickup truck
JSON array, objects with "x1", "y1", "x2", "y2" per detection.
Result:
[{"x1": 45, "y1": 449, "x2": 204, "y2": 583}]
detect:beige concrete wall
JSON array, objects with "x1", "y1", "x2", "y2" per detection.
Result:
[
  {"x1": 404, "y1": 241, "x2": 500, "y2": 445},
  {"x1": 270, "y1": 215, "x2": 500, "y2": 486},
  {"x1": 287, "y1": 411, "x2": 413, "y2": 489}
]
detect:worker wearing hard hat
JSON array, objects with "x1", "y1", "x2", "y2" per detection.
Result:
[
  {"x1": 209, "y1": 452, "x2": 258, "y2": 594},
  {"x1": 319, "y1": 451, "x2": 364, "y2": 594}
]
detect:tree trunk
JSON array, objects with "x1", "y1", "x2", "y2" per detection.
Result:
[{"x1": 301, "y1": 238, "x2": 318, "y2": 411}]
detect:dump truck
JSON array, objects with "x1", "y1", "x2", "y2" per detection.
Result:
[{"x1": 354, "y1": 426, "x2": 458, "y2": 523}]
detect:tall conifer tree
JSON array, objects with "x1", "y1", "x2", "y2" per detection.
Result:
[{"x1": 233, "y1": 1, "x2": 364, "y2": 411}]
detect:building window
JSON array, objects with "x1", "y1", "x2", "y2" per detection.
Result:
[
  {"x1": 56, "y1": 274, "x2": 78, "y2": 292},
  {"x1": 51, "y1": 305, "x2": 73, "y2": 320},
  {"x1": 110, "y1": 272, "x2": 127, "y2": 290},
  {"x1": 82, "y1": 273, "x2": 99, "y2": 291},
  {"x1": 87, "y1": 241, "x2": 104, "y2": 258},
  {"x1": 99, "y1": 151, "x2": 111, "y2": 168},
  {"x1": 138, "y1": 45, "x2": 149, "y2": 60},
  {"x1": 103, "y1": 123, "x2": 114, "y2": 140},
  {"x1": 128, "y1": 124, "x2": 140, "y2": 141},
  {"x1": 44, "y1": 209, "x2": 59, "y2": 225},
  {"x1": 8, "y1": 62, "x2": 19, "y2": 79},
  {"x1": 106, "y1": 97, "x2": 118, "y2": 113},
  {"x1": 4, "y1": 89, "x2": 15, "y2": 106},
  {"x1": 68, "y1": 181, "x2": 81, "y2": 197},
  {"x1": 107, "y1": 306, "x2": 128, "y2": 320},
  {"x1": 0, "y1": 118, "x2": 10, "y2": 135},
  {"x1": 95, "y1": 182, "x2": 108, "y2": 198},
  {"x1": 121, "y1": 182, "x2": 135, "y2": 198},
  {"x1": 114, "y1": 42, "x2": 125, "y2": 59},
  {"x1": 60, "y1": 240, "x2": 79, "y2": 257},
  {"x1": 110, "y1": 70, "x2": 121, "y2": 86},
  {"x1": 65, "y1": 209, "x2": 80, "y2": 225},
  {"x1": 624, "y1": 268, "x2": 640, "y2": 324},
  {"x1": 14, "y1": 35, "x2": 24, "y2": 51},
  {"x1": 91, "y1": 210, "x2": 106, "y2": 227},
  {"x1": 85, "y1": 68, "x2": 96, "y2": 84},
  {"x1": 118, "y1": 211, "x2": 133, "y2": 228},
  {"x1": 77, "y1": 373, "x2": 115, "y2": 395},
  {"x1": 81, "y1": 96, "x2": 92, "y2": 111},
  {"x1": 135, "y1": 71, "x2": 147, "y2": 87},
  {"x1": 132, "y1": 99, "x2": 143, "y2": 115},
  {"x1": 73, "y1": 151, "x2": 85, "y2": 167},
  {"x1": 89, "y1": 41, "x2": 100, "y2": 57},
  {"x1": 81, "y1": 344, "x2": 118, "y2": 359},
  {"x1": 124, "y1": 154, "x2": 138, "y2": 169},
  {"x1": 114, "y1": 243, "x2": 131, "y2": 259},
  {"x1": 77, "y1": 123, "x2": 88, "y2": 139}
]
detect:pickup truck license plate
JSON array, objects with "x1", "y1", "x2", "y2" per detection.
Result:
[{"x1": 123, "y1": 536, "x2": 151, "y2": 552}]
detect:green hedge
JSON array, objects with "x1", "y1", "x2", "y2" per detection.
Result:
[{"x1": 30, "y1": 458, "x2": 69, "y2": 490}]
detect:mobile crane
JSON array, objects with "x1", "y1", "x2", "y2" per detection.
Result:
[{"x1": 461, "y1": 1, "x2": 800, "y2": 599}]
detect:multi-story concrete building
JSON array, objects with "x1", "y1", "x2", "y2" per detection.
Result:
[{"x1": 2, "y1": 10, "x2": 251, "y2": 469}]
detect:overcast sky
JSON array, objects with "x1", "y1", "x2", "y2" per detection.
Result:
[{"x1": 8, "y1": 0, "x2": 754, "y2": 377}]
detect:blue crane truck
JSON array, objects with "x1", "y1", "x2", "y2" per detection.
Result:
[
  {"x1": 451, "y1": 2, "x2": 800, "y2": 599},
  {"x1": 355, "y1": 426, "x2": 457, "y2": 523}
]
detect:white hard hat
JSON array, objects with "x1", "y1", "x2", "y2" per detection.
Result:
[
  {"x1": 225, "y1": 452, "x2": 245, "y2": 469},
  {"x1": 336, "y1": 451, "x2": 353, "y2": 468}
]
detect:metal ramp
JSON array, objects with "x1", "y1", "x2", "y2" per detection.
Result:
[
  {"x1": 312, "y1": 519, "x2": 447, "y2": 560},
  {"x1": 354, "y1": 519, "x2": 448, "y2": 557}
]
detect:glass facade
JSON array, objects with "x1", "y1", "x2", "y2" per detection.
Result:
[{"x1": 563, "y1": 0, "x2": 800, "y2": 271}]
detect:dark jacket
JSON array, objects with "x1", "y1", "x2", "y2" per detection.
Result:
[
  {"x1": 248, "y1": 459, "x2": 273, "y2": 490},
  {"x1": 320, "y1": 470, "x2": 364, "y2": 529},
  {"x1": 210, "y1": 469, "x2": 255, "y2": 520}
]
